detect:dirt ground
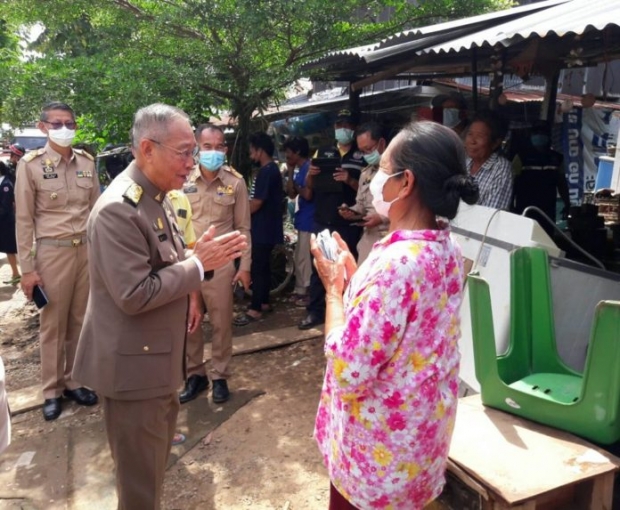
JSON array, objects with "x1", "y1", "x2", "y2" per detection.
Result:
[{"x1": 0, "y1": 256, "x2": 333, "y2": 510}]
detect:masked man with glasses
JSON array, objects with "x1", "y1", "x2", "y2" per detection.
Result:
[{"x1": 15, "y1": 101, "x2": 101, "y2": 421}]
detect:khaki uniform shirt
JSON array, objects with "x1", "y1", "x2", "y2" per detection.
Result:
[
  {"x1": 15, "y1": 144, "x2": 100, "y2": 272},
  {"x1": 183, "y1": 165, "x2": 251, "y2": 272},
  {"x1": 350, "y1": 164, "x2": 389, "y2": 235}
]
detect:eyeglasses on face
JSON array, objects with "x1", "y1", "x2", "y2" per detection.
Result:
[
  {"x1": 146, "y1": 139, "x2": 199, "y2": 160},
  {"x1": 43, "y1": 121, "x2": 78, "y2": 130}
]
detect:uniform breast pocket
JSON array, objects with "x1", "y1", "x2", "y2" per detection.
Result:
[
  {"x1": 186, "y1": 193, "x2": 202, "y2": 215},
  {"x1": 214, "y1": 194, "x2": 235, "y2": 209},
  {"x1": 38, "y1": 180, "x2": 67, "y2": 209},
  {"x1": 115, "y1": 333, "x2": 172, "y2": 391},
  {"x1": 75, "y1": 178, "x2": 94, "y2": 204}
]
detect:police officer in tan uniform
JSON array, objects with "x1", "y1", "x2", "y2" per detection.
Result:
[
  {"x1": 15, "y1": 102, "x2": 100, "y2": 421},
  {"x1": 339, "y1": 122, "x2": 389, "y2": 264},
  {"x1": 73, "y1": 104, "x2": 247, "y2": 509},
  {"x1": 179, "y1": 123, "x2": 251, "y2": 404}
]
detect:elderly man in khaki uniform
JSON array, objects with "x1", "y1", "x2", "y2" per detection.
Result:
[
  {"x1": 339, "y1": 121, "x2": 389, "y2": 264},
  {"x1": 73, "y1": 104, "x2": 247, "y2": 510},
  {"x1": 179, "y1": 123, "x2": 251, "y2": 404},
  {"x1": 15, "y1": 102, "x2": 100, "y2": 421}
]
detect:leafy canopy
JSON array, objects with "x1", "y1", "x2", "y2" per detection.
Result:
[{"x1": 1, "y1": 0, "x2": 512, "y2": 164}]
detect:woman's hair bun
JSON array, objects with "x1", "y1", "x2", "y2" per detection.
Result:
[{"x1": 444, "y1": 174, "x2": 479, "y2": 205}]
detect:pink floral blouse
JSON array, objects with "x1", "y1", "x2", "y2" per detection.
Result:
[{"x1": 315, "y1": 227, "x2": 464, "y2": 509}]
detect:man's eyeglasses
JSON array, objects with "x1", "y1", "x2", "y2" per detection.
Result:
[
  {"x1": 42, "y1": 121, "x2": 78, "y2": 130},
  {"x1": 147, "y1": 139, "x2": 199, "y2": 160}
]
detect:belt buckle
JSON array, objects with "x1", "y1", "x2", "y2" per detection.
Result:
[{"x1": 72, "y1": 239, "x2": 80, "y2": 248}]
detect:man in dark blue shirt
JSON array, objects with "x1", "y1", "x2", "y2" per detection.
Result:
[
  {"x1": 284, "y1": 136, "x2": 315, "y2": 305},
  {"x1": 241, "y1": 132, "x2": 284, "y2": 322}
]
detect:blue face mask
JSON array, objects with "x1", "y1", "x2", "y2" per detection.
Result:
[
  {"x1": 530, "y1": 134, "x2": 549, "y2": 148},
  {"x1": 199, "y1": 150, "x2": 225, "y2": 172},
  {"x1": 442, "y1": 108, "x2": 460, "y2": 128},
  {"x1": 364, "y1": 149, "x2": 381, "y2": 166},
  {"x1": 335, "y1": 128, "x2": 355, "y2": 145}
]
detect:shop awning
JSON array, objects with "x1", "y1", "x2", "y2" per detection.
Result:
[
  {"x1": 304, "y1": 0, "x2": 620, "y2": 85},
  {"x1": 302, "y1": 0, "x2": 569, "y2": 78},
  {"x1": 422, "y1": 0, "x2": 620, "y2": 55}
]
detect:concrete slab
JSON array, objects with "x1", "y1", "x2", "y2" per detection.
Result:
[
  {"x1": 168, "y1": 389, "x2": 264, "y2": 467},
  {"x1": 205, "y1": 325, "x2": 323, "y2": 360},
  {"x1": 0, "y1": 425, "x2": 69, "y2": 510},
  {"x1": 7, "y1": 386, "x2": 42, "y2": 417}
]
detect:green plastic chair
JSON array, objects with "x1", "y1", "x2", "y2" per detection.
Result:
[{"x1": 468, "y1": 247, "x2": 620, "y2": 444}]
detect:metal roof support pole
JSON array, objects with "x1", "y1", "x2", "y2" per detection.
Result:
[
  {"x1": 541, "y1": 67, "x2": 561, "y2": 121},
  {"x1": 489, "y1": 46, "x2": 506, "y2": 110},
  {"x1": 349, "y1": 85, "x2": 361, "y2": 118},
  {"x1": 471, "y1": 47, "x2": 479, "y2": 112}
]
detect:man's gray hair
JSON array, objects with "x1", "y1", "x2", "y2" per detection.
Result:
[{"x1": 131, "y1": 103, "x2": 190, "y2": 149}]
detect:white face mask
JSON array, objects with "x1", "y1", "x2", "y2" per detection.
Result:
[
  {"x1": 48, "y1": 126, "x2": 76, "y2": 147},
  {"x1": 443, "y1": 108, "x2": 460, "y2": 128},
  {"x1": 370, "y1": 170, "x2": 404, "y2": 217}
]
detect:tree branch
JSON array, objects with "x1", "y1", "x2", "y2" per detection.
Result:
[{"x1": 110, "y1": 0, "x2": 208, "y2": 42}]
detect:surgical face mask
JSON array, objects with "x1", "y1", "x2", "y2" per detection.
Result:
[
  {"x1": 370, "y1": 170, "x2": 404, "y2": 217},
  {"x1": 335, "y1": 128, "x2": 355, "y2": 145},
  {"x1": 48, "y1": 126, "x2": 76, "y2": 147},
  {"x1": 364, "y1": 149, "x2": 381, "y2": 166},
  {"x1": 443, "y1": 108, "x2": 460, "y2": 128},
  {"x1": 530, "y1": 134, "x2": 549, "y2": 148},
  {"x1": 199, "y1": 150, "x2": 225, "y2": 172}
]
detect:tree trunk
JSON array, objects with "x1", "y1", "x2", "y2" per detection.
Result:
[{"x1": 230, "y1": 102, "x2": 255, "y2": 181}]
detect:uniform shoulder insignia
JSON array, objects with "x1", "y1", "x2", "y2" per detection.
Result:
[
  {"x1": 23, "y1": 148, "x2": 45, "y2": 163},
  {"x1": 123, "y1": 182, "x2": 143, "y2": 207},
  {"x1": 224, "y1": 165, "x2": 243, "y2": 179},
  {"x1": 74, "y1": 148, "x2": 95, "y2": 161}
]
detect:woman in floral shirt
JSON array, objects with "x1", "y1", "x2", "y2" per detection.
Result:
[{"x1": 312, "y1": 121, "x2": 479, "y2": 510}]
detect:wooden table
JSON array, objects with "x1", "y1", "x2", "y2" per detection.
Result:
[{"x1": 445, "y1": 395, "x2": 620, "y2": 509}]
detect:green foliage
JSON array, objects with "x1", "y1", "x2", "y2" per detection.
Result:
[{"x1": 1, "y1": 0, "x2": 512, "y2": 171}]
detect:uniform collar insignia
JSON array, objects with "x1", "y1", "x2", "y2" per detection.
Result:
[{"x1": 123, "y1": 182, "x2": 143, "y2": 207}]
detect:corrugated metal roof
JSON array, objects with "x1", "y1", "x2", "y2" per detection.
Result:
[
  {"x1": 422, "y1": 0, "x2": 620, "y2": 55},
  {"x1": 303, "y1": 0, "x2": 569, "y2": 71},
  {"x1": 376, "y1": 0, "x2": 568, "y2": 49}
]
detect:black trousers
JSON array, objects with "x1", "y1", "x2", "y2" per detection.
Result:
[
  {"x1": 306, "y1": 222, "x2": 361, "y2": 320},
  {"x1": 250, "y1": 243, "x2": 275, "y2": 312}
]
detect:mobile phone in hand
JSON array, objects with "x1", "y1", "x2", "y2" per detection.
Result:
[
  {"x1": 338, "y1": 205, "x2": 364, "y2": 221},
  {"x1": 316, "y1": 229, "x2": 339, "y2": 262},
  {"x1": 32, "y1": 285, "x2": 49, "y2": 309}
]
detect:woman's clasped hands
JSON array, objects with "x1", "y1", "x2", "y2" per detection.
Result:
[{"x1": 310, "y1": 231, "x2": 357, "y2": 297}]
